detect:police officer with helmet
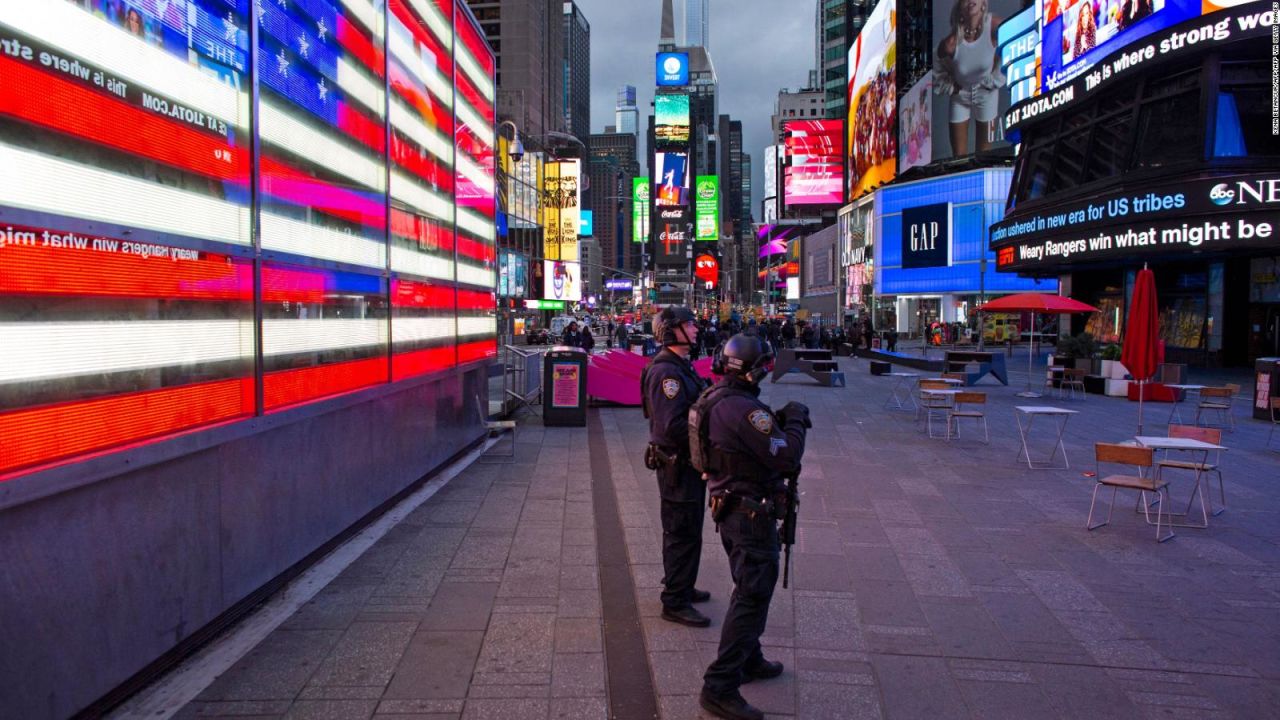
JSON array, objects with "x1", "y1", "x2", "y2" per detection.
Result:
[
  {"x1": 641, "y1": 306, "x2": 713, "y2": 627},
  {"x1": 690, "y1": 333, "x2": 809, "y2": 720}
]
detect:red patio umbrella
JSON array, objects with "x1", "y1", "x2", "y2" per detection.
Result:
[
  {"x1": 1123, "y1": 267, "x2": 1159, "y2": 434},
  {"x1": 979, "y1": 293, "x2": 1100, "y2": 397}
]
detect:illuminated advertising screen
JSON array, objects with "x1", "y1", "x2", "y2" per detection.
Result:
[
  {"x1": 695, "y1": 176, "x2": 720, "y2": 241},
  {"x1": 998, "y1": 6, "x2": 1041, "y2": 105},
  {"x1": 783, "y1": 120, "x2": 844, "y2": 205},
  {"x1": 632, "y1": 177, "x2": 650, "y2": 242},
  {"x1": 0, "y1": 0, "x2": 498, "y2": 477},
  {"x1": 656, "y1": 51, "x2": 690, "y2": 86},
  {"x1": 930, "y1": 0, "x2": 1023, "y2": 160},
  {"x1": 543, "y1": 260, "x2": 582, "y2": 302},
  {"x1": 579, "y1": 210, "x2": 594, "y2": 237},
  {"x1": 655, "y1": 207, "x2": 691, "y2": 265},
  {"x1": 655, "y1": 93, "x2": 691, "y2": 146},
  {"x1": 1039, "y1": 0, "x2": 1206, "y2": 92},
  {"x1": 899, "y1": 73, "x2": 933, "y2": 174},
  {"x1": 695, "y1": 254, "x2": 719, "y2": 287},
  {"x1": 846, "y1": 0, "x2": 897, "y2": 201},
  {"x1": 654, "y1": 152, "x2": 690, "y2": 207},
  {"x1": 543, "y1": 160, "x2": 580, "y2": 261}
]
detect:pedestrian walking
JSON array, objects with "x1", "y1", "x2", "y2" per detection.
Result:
[
  {"x1": 580, "y1": 325, "x2": 595, "y2": 353},
  {"x1": 641, "y1": 307, "x2": 713, "y2": 628},
  {"x1": 562, "y1": 321, "x2": 581, "y2": 348},
  {"x1": 606, "y1": 318, "x2": 615, "y2": 349},
  {"x1": 691, "y1": 334, "x2": 810, "y2": 720},
  {"x1": 615, "y1": 321, "x2": 630, "y2": 350}
]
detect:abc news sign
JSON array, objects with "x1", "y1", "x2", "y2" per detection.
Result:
[{"x1": 990, "y1": 175, "x2": 1280, "y2": 271}]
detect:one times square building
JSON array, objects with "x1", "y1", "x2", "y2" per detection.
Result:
[{"x1": 990, "y1": 0, "x2": 1280, "y2": 367}]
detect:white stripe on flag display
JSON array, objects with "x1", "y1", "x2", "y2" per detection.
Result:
[
  {"x1": 391, "y1": 171, "x2": 453, "y2": 222},
  {"x1": 454, "y1": 48, "x2": 494, "y2": 102},
  {"x1": 263, "y1": 318, "x2": 387, "y2": 356},
  {"x1": 340, "y1": 0, "x2": 384, "y2": 40},
  {"x1": 2, "y1": 0, "x2": 244, "y2": 126},
  {"x1": 261, "y1": 212, "x2": 388, "y2": 268},
  {"x1": 456, "y1": 207, "x2": 494, "y2": 241},
  {"x1": 260, "y1": 101, "x2": 385, "y2": 191},
  {"x1": 389, "y1": 24, "x2": 453, "y2": 109},
  {"x1": 0, "y1": 146, "x2": 250, "y2": 245},
  {"x1": 456, "y1": 263, "x2": 494, "y2": 288},
  {"x1": 391, "y1": 245, "x2": 455, "y2": 281},
  {"x1": 391, "y1": 316, "x2": 456, "y2": 344},
  {"x1": 405, "y1": 0, "x2": 452, "y2": 50},
  {"x1": 391, "y1": 98, "x2": 454, "y2": 164},
  {"x1": 0, "y1": 320, "x2": 254, "y2": 384},
  {"x1": 336, "y1": 56, "x2": 387, "y2": 116},
  {"x1": 454, "y1": 101, "x2": 493, "y2": 149},
  {"x1": 456, "y1": 154, "x2": 495, "y2": 197},
  {"x1": 456, "y1": 316, "x2": 496, "y2": 339}
]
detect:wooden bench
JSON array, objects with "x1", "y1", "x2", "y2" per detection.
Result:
[{"x1": 771, "y1": 348, "x2": 846, "y2": 387}]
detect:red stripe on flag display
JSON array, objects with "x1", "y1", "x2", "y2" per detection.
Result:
[
  {"x1": 0, "y1": 54, "x2": 246, "y2": 182},
  {"x1": 456, "y1": 235, "x2": 494, "y2": 264},
  {"x1": 391, "y1": 208, "x2": 455, "y2": 251},
  {"x1": 456, "y1": 288, "x2": 494, "y2": 311},
  {"x1": 390, "y1": 0, "x2": 451, "y2": 62},
  {"x1": 338, "y1": 102, "x2": 387, "y2": 154},
  {"x1": 0, "y1": 378, "x2": 254, "y2": 478},
  {"x1": 392, "y1": 345, "x2": 455, "y2": 380},
  {"x1": 454, "y1": 8, "x2": 495, "y2": 76},
  {"x1": 260, "y1": 157, "x2": 386, "y2": 227},
  {"x1": 457, "y1": 339, "x2": 496, "y2": 364},
  {"x1": 263, "y1": 356, "x2": 389, "y2": 410},
  {"x1": 454, "y1": 73, "x2": 492, "y2": 125},
  {"x1": 0, "y1": 236, "x2": 252, "y2": 300},
  {"x1": 393, "y1": 279, "x2": 455, "y2": 308},
  {"x1": 337, "y1": 15, "x2": 386, "y2": 78},
  {"x1": 391, "y1": 135, "x2": 454, "y2": 192},
  {"x1": 390, "y1": 66, "x2": 455, "y2": 137}
]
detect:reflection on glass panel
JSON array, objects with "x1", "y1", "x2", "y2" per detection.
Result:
[
  {"x1": 0, "y1": 1, "x2": 252, "y2": 245},
  {"x1": 257, "y1": 0, "x2": 388, "y2": 268},
  {"x1": 262, "y1": 263, "x2": 388, "y2": 410},
  {"x1": 453, "y1": 3, "x2": 497, "y2": 363},
  {"x1": 389, "y1": 0, "x2": 455, "y2": 281},
  {"x1": 0, "y1": 230, "x2": 254, "y2": 475}
]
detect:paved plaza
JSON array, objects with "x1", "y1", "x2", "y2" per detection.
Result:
[{"x1": 158, "y1": 357, "x2": 1279, "y2": 720}]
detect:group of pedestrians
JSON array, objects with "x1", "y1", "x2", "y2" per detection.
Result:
[{"x1": 641, "y1": 306, "x2": 811, "y2": 720}]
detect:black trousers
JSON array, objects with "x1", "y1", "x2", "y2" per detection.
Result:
[
  {"x1": 703, "y1": 509, "x2": 780, "y2": 695},
  {"x1": 658, "y1": 463, "x2": 706, "y2": 609}
]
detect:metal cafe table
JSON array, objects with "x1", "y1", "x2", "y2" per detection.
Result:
[
  {"x1": 882, "y1": 372, "x2": 920, "y2": 410},
  {"x1": 1164, "y1": 385, "x2": 1206, "y2": 425},
  {"x1": 1134, "y1": 435, "x2": 1226, "y2": 529},
  {"x1": 1014, "y1": 406, "x2": 1079, "y2": 469}
]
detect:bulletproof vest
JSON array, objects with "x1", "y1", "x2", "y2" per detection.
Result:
[{"x1": 688, "y1": 384, "x2": 754, "y2": 475}]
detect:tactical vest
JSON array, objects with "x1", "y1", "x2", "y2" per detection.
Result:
[{"x1": 688, "y1": 384, "x2": 760, "y2": 477}]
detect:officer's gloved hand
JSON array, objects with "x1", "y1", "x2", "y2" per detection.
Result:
[{"x1": 778, "y1": 401, "x2": 812, "y2": 428}]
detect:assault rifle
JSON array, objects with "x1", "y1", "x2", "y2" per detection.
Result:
[{"x1": 781, "y1": 465, "x2": 800, "y2": 589}]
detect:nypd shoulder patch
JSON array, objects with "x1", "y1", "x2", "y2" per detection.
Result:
[
  {"x1": 662, "y1": 378, "x2": 681, "y2": 399},
  {"x1": 748, "y1": 409, "x2": 773, "y2": 434}
]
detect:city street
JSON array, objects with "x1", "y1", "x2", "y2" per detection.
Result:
[{"x1": 150, "y1": 358, "x2": 1280, "y2": 720}]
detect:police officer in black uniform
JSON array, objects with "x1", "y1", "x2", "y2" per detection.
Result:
[
  {"x1": 696, "y1": 334, "x2": 809, "y2": 720},
  {"x1": 642, "y1": 306, "x2": 714, "y2": 627}
]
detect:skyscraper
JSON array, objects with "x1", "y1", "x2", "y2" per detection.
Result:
[
  {"x1": 615, "y1": 85, "x2": 638, "y2": 135},
  {"x1": 465, "y1": 0, "x2": 565, "y2": 138},
  {"x1": 587, "y1": 132, "x2": 642, "y2": 275},
  {"x1": 815, "y1": 0, "x2": 866, "y2": 120},
  {"x1": 684, "y1": 0, "x2": 709, "y2": 48},
  {"x1": 562, "y1": 1, "x2": 591, "y2": 141}
]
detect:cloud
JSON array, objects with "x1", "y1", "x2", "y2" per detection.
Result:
[{"x1": 573, "y1": 0, "x2": 816, "y2": 214}]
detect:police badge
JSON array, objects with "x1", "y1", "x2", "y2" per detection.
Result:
[
  {"x1": 748, "y1": 409, "x2": 773, "y2": 434},
  {"x1": 662, "y1": 378, "x2": 680, "y2": 399}
]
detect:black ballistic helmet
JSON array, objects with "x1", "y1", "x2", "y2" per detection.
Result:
[
  {"x1": 714, "y1": 333, "x2": 774, "y2": 384},
  {"x1": 655, "y1": 306, "x2": 696, "y2": 345}
]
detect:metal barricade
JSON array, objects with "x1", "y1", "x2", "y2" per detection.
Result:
[{"x1": 500, "y1": 345, "x2": 545, "y2": 417}]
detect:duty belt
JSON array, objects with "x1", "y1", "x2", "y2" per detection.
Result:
[{"x1": 710, "y1": 491, "x2": 775, "y2": 519}]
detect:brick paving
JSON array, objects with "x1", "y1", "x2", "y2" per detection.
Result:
[{"x1": 169, "y1": 357, "x2": 1279, "y2": 719}]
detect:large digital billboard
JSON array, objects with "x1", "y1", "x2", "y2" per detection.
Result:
[
  {"x1": 1040, "y1": 0, "x2": 1203, "y2": 91},
  {"x1": 655, "y1": 207, "x2": 692, "y2": 265},
  {"x1": 632, "y1": 177, "x2": 650, "y2": 242},
  {"x1": 655, "y1": 93, "x2": 691, "y2": 146},
  {"x1": 656, "y1": 51, "x2": 690, "y2": 86},
  {"x1": 847, "y1": 0, "x2": 897, "y2": 202},
  {"x1": 695, "y1": 176, "x2": 720, "y2": 241},
  {"x1": 0, "y1": 0, "x2": 498, "y2": 477},
  {"x1": 654, "y1": 152, "x2": 691, "y2": 207},
  {"x1": 543, "y1": 160, "x2": 580, "y2": 261},
  {"x1": 931, "y1": 0, "x2": 1022, "y2": 159},
  {"x1": 783, "y1": 120, "x2": 844, "y2": 206},
  {"x1": 543, "y1": 260, "x2": 582, "y2": 302}
]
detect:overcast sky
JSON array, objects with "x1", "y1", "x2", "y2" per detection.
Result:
[{"x1": 572, "y1": 0, "x2": 816, "y2": 216}]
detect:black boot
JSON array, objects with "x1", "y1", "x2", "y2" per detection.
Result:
[
  {"x1": 742, "y1": 658, "x2": 784, "y2": 683},
  {"x1": 691, "y1": 588, "x2": 711, "y2": 603},
  {"x1": 699, "y1": 689, "x2": 764, "y2": 720},
  {"x1": 661, "y1": 605, "x2": 711, "y2": 627}
]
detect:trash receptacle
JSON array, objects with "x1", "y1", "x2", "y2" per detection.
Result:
[
  {"x1": 1254, "y1": 357, "x2": 1279, "y2": 420},
  {"x1": 544, "y1": 348, "x2": 588, "y2": 426}
]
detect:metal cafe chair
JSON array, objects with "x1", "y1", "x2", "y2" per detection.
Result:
[
  {"x1": 1087, "y1": 443, "x2": 1174, "y2": 543},
  {"x1": 917, "y1": 379, "x2": 954, "y2": 439},
  {"x1": 1160, "y1": 425, "x2": 1226, "y2": 516},
  {"x1": 1059, "y1": 368, "x2": 1087, "y2": 401},
  {"x1": 476, "y1": 395, "x2": 517, "y2": 463},
  {"x1": 947, "y1": 391, "x2": 988, "y2": 443},
  {"x1": 1195, "y1": 384, "x2": 1240, "y2": 432}
]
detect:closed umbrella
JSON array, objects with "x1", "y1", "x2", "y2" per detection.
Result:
[
  {"x1": 979, "y1": 293, "x2": 1100, "y2": 397},
  {"x1": 1122, "y1": 267, "x2": 1159, "y2": 434}
]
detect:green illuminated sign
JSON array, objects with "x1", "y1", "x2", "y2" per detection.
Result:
[
  {"x1": 632, "y1": 178, "x2": 649, "y2": 243},
  {"x1": 525, "y1": 299, "x2": 566, "y2": 310},
  {"x1": 695, "y1": 175, "x2": 719, "y2": 242}
]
